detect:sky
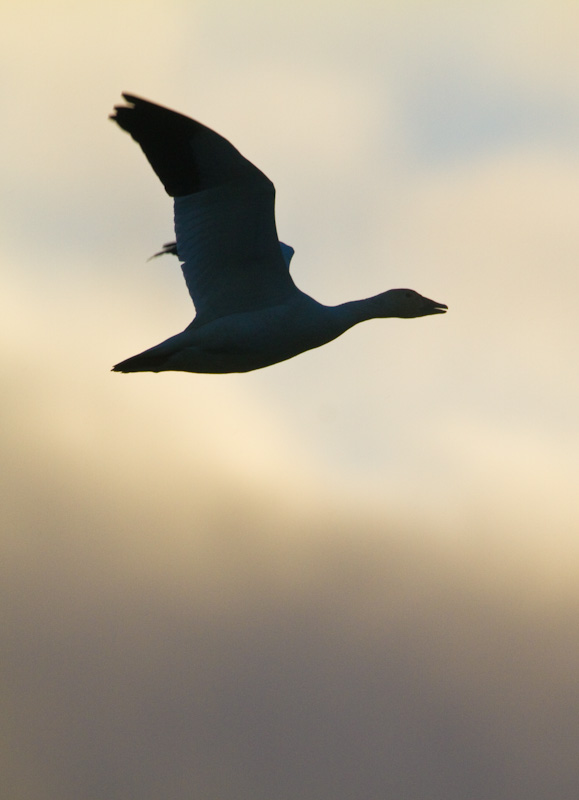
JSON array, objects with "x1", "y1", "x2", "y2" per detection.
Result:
[{"x1": 2, "y1": 1, "x2": 579, "y2": 797}]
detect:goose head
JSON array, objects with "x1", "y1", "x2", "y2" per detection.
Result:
[{"x1": 371, "y1": 288, "x2": 448, "y2": 319}]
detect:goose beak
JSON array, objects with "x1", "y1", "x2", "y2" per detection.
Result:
[{"x1": 423, "y1": 297, "x2": 448, "y2": 315}]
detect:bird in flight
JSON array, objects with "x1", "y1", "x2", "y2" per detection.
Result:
[{"x1": 110, "y1": 94, "x2": 447, "y2": 374}]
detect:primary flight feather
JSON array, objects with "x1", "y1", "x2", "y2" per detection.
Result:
[{"x1": 110, "y1": 94, "x2": 447, "y2": 374}]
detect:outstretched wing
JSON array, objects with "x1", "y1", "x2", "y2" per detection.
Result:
[
  {"x1": 111, "y1": 94, "x2": 297, "y2": 323},
  {"x1": 149, "y1": 239, "x2": 295, "y2": 269}
]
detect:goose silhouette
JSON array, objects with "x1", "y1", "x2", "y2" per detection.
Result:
[{"x1": 110, "y1": 94, "x2": 447, "y2": 374}]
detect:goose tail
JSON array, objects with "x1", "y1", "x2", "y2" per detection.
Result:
[{"x1": 112, "y1": 353, "x2": 165, "y2": 373}]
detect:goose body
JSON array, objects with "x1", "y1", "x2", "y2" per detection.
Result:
[{"x1": 110, "y1": 95, "x2": 447, "y2": 374}]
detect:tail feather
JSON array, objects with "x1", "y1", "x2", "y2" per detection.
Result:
[{"x1": 112, "y1": 346, "x2": 173, "y2": 373}]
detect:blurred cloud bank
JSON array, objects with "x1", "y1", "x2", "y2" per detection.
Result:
[{"x1": 2, "y1": 1, "x2": 579, "y2": 797}]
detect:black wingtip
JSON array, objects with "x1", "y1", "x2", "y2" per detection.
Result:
[
  {"x1": 109, "y1": 93, "x2": 262, "y2": 197},
  {"x1": 109, "y1": 93, "x2": 205, "y2": 196}
]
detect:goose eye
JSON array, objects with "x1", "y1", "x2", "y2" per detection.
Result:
[{"x1": 405, "y1": 291, "x2": 413, "y2": 298}]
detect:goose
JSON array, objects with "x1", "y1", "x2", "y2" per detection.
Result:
[{"x1": 110, "y1": 94, "x2": 447, "y2": 374}]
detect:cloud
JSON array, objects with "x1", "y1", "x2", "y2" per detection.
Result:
[
  {"x1": 3, "y1": 2, "x2": 579, "y2": 797},
  {"x1": 2, "y1": 250, "x2": 579, "y2": 797},
  {"x1": 3, "y1": 409, "x2": 579, "y2": 798}
]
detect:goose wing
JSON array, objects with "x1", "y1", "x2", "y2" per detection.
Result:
[
  {"x1": 111, "y1": 94, "x2": 297, "y2": 324},
  {"x1": 149, "y1": 239, "x2": 294, "y2": 269}
]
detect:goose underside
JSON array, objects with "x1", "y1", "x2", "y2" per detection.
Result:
[
  {"x1": 112, "y1": 338, "x2": 300, "y2": 374},
  {"x1": 112, "y1": 298, "x2": 343, "y2": 374}
]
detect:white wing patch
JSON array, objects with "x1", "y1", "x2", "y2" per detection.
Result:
[{"x1": 174, "y1": 179, "x2": 296, "y2": 324}]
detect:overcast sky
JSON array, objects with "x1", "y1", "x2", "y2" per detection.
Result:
[{"x1": 2, "y1": 1, "x2": 579, "y2": 798}]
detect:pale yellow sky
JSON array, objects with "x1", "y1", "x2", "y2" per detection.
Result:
[{"x1": 2, "y1": 2, "x2": 579, "y2": 797}]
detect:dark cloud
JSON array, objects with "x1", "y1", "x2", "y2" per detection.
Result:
[{"x1": 3, "y1": 389, "x2": 579, "y2": 800}]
